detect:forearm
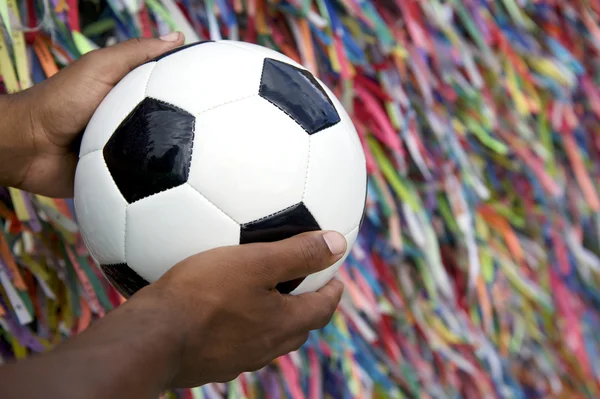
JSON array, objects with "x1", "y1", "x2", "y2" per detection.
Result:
[
  {"x1": 0, "y1": 287, "x2": 183, "y2": 399},
  {"x1": 0, "y1": 93, "x2": 36, "y2": 189}
]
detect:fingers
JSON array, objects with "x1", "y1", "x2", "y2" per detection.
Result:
[
  {"x1": 281, "y1": 279, "x2": 344, "y2": 332},
  {"x1": 239, "y1": 231, "x2": 347, "y2": 287},
  {"x1": 77, "y1": 33, "x2": 186, "y2": 85}
]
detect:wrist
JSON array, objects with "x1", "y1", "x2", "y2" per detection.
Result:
[
  {"x1": 123, "y1": 286, "x2": 188, "y2": 390},
  {"x1": 50, "y1": 285, "x2": 188, "y2": 398},
  {"x1": 0, "y1": 93, "x2": 38, "y2": 189}
]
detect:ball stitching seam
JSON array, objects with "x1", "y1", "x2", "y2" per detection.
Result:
[
  {"x1": 194, "y1": 93, "x2": 258, "y2": 118},
  {"x1": 187, "y1": 117, "x2": 196, "y2": 181},
  {"x1": 258, "y1": 63, "x2": 338, "y2": 135},
  {"x1": 186, "y1": 183, "x2": 238, "y2": 225},
  {"x1": 119, "y1": 96, "x2": 194, "y2": 205},
  {"x1": 257, "y1": 58, "x2": 311, "y2": 133},
  {"x1": 223, "y1": 40, "x2": 307, "y2": 71},
  {"x1": 120, "y1": 92, "x2": 255, "y2": 207},
  {"x1": 241, "y1": 202, "x2": 299, "y2": 227},
  {"x1": 98, "y1": 151, "x2": 129, "y2": 262},
  {"x1": 126, "y1": 184, "x2": 186, "y2": 205},
  {"x1": 80, "y1": 64, "x2": 158, "y2": 159},
  {"x1": 146, "y1": 96, "x2": 194, "y2": 116},
  {"x1": 220, "y1": 41, "x2": 264, "y2": 57},
  {"x1": 301, "y1": 136, "x2": 312, "y2": 201},
  {"x1": 143, "y1": 62, "x2": 158, "y2": 98},
  {"x1": 260, "y1": 94, "x2": 310, "y2": 135}
]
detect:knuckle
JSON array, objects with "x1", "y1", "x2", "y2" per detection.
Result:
[
  {"x1": 249, "y1": 259, "x2": 275, "y2": 282},
  {"x1": 76, "y1": 49, "x2": 112, "y2": 77},
  {"x1": 298, "y1": 236, "x2": 323, "y2": 268},
  {"x1": 256, "y1": 249, "x2": 276, "y2": 274}
]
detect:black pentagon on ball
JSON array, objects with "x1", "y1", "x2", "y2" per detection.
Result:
[
  {"x1": 240, "y1": 202, "x2": 321, "y2": 293},
  {"x1": 259, "y1": 58, "x2": 341, "y2": 135},
  {"x1": 101, "y1": 263, "x2": 149, "y2": 298},
  {"x1": 103, "y1": 97, "x2": 195, "y2": 203}
]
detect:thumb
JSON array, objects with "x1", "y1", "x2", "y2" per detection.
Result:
[
  {"x1": 239, "y1": 231, "x2": 347, "y2": 289},
  {"x1": 79, "y1": 33, "x2": 185, "y2": 85}
]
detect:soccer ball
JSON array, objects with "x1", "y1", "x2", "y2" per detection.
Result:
[{"x1": 74, "y1": 40, "x2": 367, "y2": 298}]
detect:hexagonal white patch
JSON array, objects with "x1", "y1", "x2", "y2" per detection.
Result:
[
  {"x1": 146, "y1": 41, "x2": 265, "y2": 116},
  {"x1": 187, "y1": 96, "x2": 310, "y2": 224},
  {"x1": 74, "y1": 151, "x2": 127, "y2": 264},
  {"x1": 303, "y1": 122, "x2": 366, "y2": 236},
  {"x1": 220, "y1": 40, "x2": 307, "y2": 71},
  {"x1": 125, "y1": 184, "x2": 241, "y2": 282}
]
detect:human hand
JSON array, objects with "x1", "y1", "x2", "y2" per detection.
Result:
[
  {"x1": 0, "y1": 230, "x2": 347, "y2": 398},
  {"x1": 4, "y1": 33, "x2": 185, "y2": 197},
  {"x1": 141, "y1": 230, "x2": 347, "y2": 388}
]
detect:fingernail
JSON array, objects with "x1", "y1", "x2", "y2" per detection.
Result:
[
  {"x1": 160, "y1": 32, "x2": 180, "y2": 42},
  {"x1": 322, "y1": 232, "x2": 346, "y2": 256}
]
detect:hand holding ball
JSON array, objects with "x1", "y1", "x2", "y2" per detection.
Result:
[{"x1": 74, "y1": 41, "x2": 366, "y2": 297}]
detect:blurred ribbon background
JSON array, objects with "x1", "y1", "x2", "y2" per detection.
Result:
[{"x1": 1, "y1": 0, "x2": 600, "y2": 398}]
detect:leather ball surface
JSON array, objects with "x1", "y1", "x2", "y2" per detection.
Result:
[{"x1": 74, "y1": 40, "x2": 367, "y2": 298}]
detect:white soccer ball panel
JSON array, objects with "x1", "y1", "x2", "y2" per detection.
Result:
[
  {"x1": 187, "y1": 96, "x2": 309, "y2": 225},
  {"x1": 303, "y1": 123, "x2": 366, "y2": 236},
  {"x1": 125, "y1": 183, "x2": 241, "y2": 282},
  {"x1": 292, "y1": 226, "x2": 359, "y2": 295},
  {"x1": 146, "y1": 42, "x2": 265, "y2": 116},
  {"x1": 76, "y1": 40, "x2": 367, "y2": 297},
  {"x1": 220, "y1": 40, "x2": 306, "y2": 70},
  {"x1": 79, "y1": 63, "x2": 154, "y2": 157},
  {"x1": 74, "y1": 151, "x2": 127, "y2": 264}
]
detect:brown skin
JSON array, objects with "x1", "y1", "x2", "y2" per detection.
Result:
[
  {"x1": 0, "y1": 232, "x2": 346, "y2": 398},
  {"x1": 0, "y1": 32, "x2": 346, "y2": 397},
  {"x1": 1, "y1": 32, "x2": 187, "y2": 197}
]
